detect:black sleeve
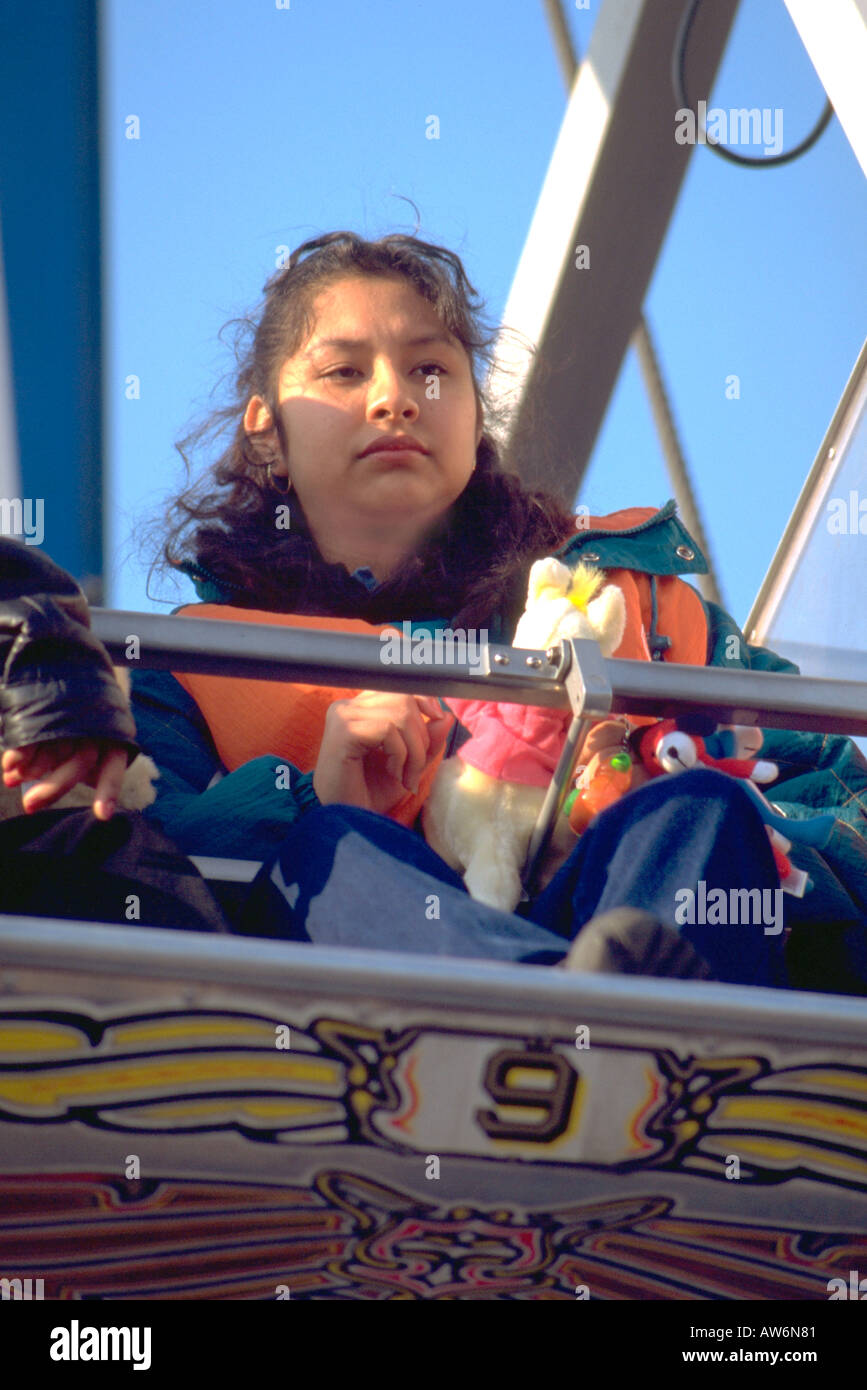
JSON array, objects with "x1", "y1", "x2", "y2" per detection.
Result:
[{"x1": 0, "y1": 538, "x2": 138, "y2": 755}]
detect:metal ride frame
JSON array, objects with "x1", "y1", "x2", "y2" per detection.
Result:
[
  {"x1": 89, "y1": 608, "x2": 867, "y2": 899},
  {"x1": 2, "y1": 615, "x2": 866, "y2": 1047}
]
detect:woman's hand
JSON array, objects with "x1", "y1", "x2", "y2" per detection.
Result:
[
  {"x1": 313, "y1": 691, "x2": 453, "y2": 816},
  {"x1": 1, "y1": 738, "x2": 129, "y2": 820}
]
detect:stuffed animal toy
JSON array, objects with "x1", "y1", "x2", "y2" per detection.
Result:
[
  {"x1": 0, "y1": 667, "x2": 159, "y2": 821},
  {"x1": 422, "y1": 558, "x2": 627, "y2": 911},
  {"x1": 636, "y1": 720, "x2": 777, "y2": 784},
  {"x1": 634, "y1": 718, "x2": 836, "y2": 896}
]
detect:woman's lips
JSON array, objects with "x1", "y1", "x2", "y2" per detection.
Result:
[
  {"x1": 363, "y1": 447, "x2": 426, "y2": 458},
  {"x1": 358, "y1": 436, "x2": 429, "y2": 457}
]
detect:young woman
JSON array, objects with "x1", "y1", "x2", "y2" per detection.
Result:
[{"x1": 132, "y1": 231, "x2": 867, "y2": 991}]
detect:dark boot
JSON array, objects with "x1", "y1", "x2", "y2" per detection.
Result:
[{"x1": 562, "y1": 907, "x2": 714, "y2": 979}]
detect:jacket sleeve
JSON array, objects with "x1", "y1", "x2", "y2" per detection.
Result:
[
  {"x1": 703, "y1": 595, "x2": 867, "y2": 843},
  {"x1": 756, "y1": 728, "x2": 867, "y2": 838},
  {"x1": 703, "y1": 599, "x2": 801, "y2": 674},
  {"x1": 0, "y1": 538, "x2": 137, "y2": 756},
  {"x1": 129, "y1": 668, "x2": 321, "y2": 858}
]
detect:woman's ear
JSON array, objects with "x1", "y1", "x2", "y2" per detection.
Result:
[{"x1": 243, "y1": 396, "x2": 278, "y2": 460}]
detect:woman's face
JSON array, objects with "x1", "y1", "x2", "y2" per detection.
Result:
[{"x1": 244, "y1": 275, "x2": 483, "y2": 563}]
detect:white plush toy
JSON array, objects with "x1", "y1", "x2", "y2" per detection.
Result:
[{"x1": 423, "y1": 558, "x2": 627, "y2": 912}]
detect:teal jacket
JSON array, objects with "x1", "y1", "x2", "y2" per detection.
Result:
[{"x1": 130, "y1": 502, "x2": 867, "y2": 931}]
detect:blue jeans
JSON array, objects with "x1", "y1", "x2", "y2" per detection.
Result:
[{"x1": 253, "y1": 768, "x2": 802, "y2": 987}]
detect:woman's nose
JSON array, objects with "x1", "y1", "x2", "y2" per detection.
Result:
[{"x1": 367, "y1": 364, "x2": 419, "y2": 419}]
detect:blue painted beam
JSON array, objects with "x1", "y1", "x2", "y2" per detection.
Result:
[{"x1": 0, "y1": 0, "x2": 103, "y2": 597}]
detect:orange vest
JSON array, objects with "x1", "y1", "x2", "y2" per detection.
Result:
[
  {"x1": 173, "y1": 512, "x2": 709, "y2": 814},
  {"x1": 172, "y1": 608, "x2": 441, "y2": 828}
]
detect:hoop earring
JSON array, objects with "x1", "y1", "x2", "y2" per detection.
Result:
[{"x1": 267, "y1": 462, "x2": 292, "y2": 495}]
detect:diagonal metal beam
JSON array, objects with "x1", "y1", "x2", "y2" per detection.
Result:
[
  {"x1": 632, "y1": 319, "x2": 723, "y2": 606},
  {"x1": 490, "y1": 0, "x2": 739, "y2": 502},
  {"x1": 783, "y1": 0, "x2": 867, "y2": 178},
  {"x1": 541, "y1": 0, "x2": 725, "y2": 608}
]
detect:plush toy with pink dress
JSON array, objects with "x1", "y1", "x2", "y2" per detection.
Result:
[{"x1": 423, "y1": 557, "x2": 626, "y2": 911}]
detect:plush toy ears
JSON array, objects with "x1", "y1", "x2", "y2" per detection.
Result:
[
  {"x1": 525, "y1": 558, "x2": 604, "y2": 608},
  {"x1": 567, "y1": 562, "x2": 605, "y2": 612},
  {"x1": 525, "y1": 557, "x2": 573, "y2": 603}
]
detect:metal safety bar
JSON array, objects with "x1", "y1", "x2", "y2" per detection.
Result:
[
  {"x1": 92, "y1": 609, "x2": 867, "y2": 899},
  {"x1": 92, "y1": 609, "x2": 867, "y2": 734}
]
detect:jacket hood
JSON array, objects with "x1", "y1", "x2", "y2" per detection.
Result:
[{"x1": 556, "y1": 499, "x2": 709, "y2": 578}]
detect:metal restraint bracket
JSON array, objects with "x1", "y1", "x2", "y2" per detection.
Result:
[
  {"x1": 558, "y1": 637, "x2": 615, "y2": 722},
  {"x1": 521, "y1": 638, "x2": 614, "y2": 899}
]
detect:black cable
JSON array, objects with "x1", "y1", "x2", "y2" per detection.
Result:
[{"x1": 672, "y1": 0, "x2": 835, "y2": 168}]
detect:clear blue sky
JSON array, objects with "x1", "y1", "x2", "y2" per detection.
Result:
[{"x1": 104, "y1": 0, "x2": 867, "y2": 631}]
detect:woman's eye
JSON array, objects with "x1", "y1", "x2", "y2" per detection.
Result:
[{"x1": 325, "y1": 362, "x2": 446, "y2": 380}]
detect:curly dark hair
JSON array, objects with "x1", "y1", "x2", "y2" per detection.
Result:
[{"x1": 151, "y1": 230, "x2": 578, "y2": 633}]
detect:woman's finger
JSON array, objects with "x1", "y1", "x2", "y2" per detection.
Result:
[
  {"x1": 380, "y1": 704, "x2": 452, "y2": 794},
  {"x1": 2, "y1": 746, "x2": 30, "y2": 773},
  {"x1": 21, "y1": 744, "x2": 64, "y2": 784},
  {"x1": 377, "y1": 724, "x2": 414, "y2": 790},
  {"x1": 91, "y1": 747, "x2": 129, "y2": 820},
  {"x1": 343, "y1": 695, "x2": 432, "y2": 791},
  {"x1": 340, "y1": 708, "x2": 415, "y2": 784},
  {"x1": 68, "y1": 741, "x2": 101, "y2": 783},
  {"x1": 4, "y1": 740, "x2": 79, "y2": 787},
  {"x1": 424, "y1": 708, "x2": 454, "y2": 762},
  {"x1": 415, "y1": 695, "x2": 447, "y2": 721},
  {"x1": 21, "y1": 747, "x2": 97, "y2": 811},
  {"x1": 394, "y1": 710, "x2": 431, "y2": 793},
  {"x1": 2, "y1": 749, "x2": 33, "y2": 784}
]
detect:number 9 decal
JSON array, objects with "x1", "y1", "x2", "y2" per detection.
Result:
[{"x1": 476, "y1": 1049, "x2": 578, "y2": 1142}]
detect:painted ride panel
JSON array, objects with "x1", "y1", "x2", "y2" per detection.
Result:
[{"x1": 1, "y1": 919, "x2": 865, "y2": 1300}]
